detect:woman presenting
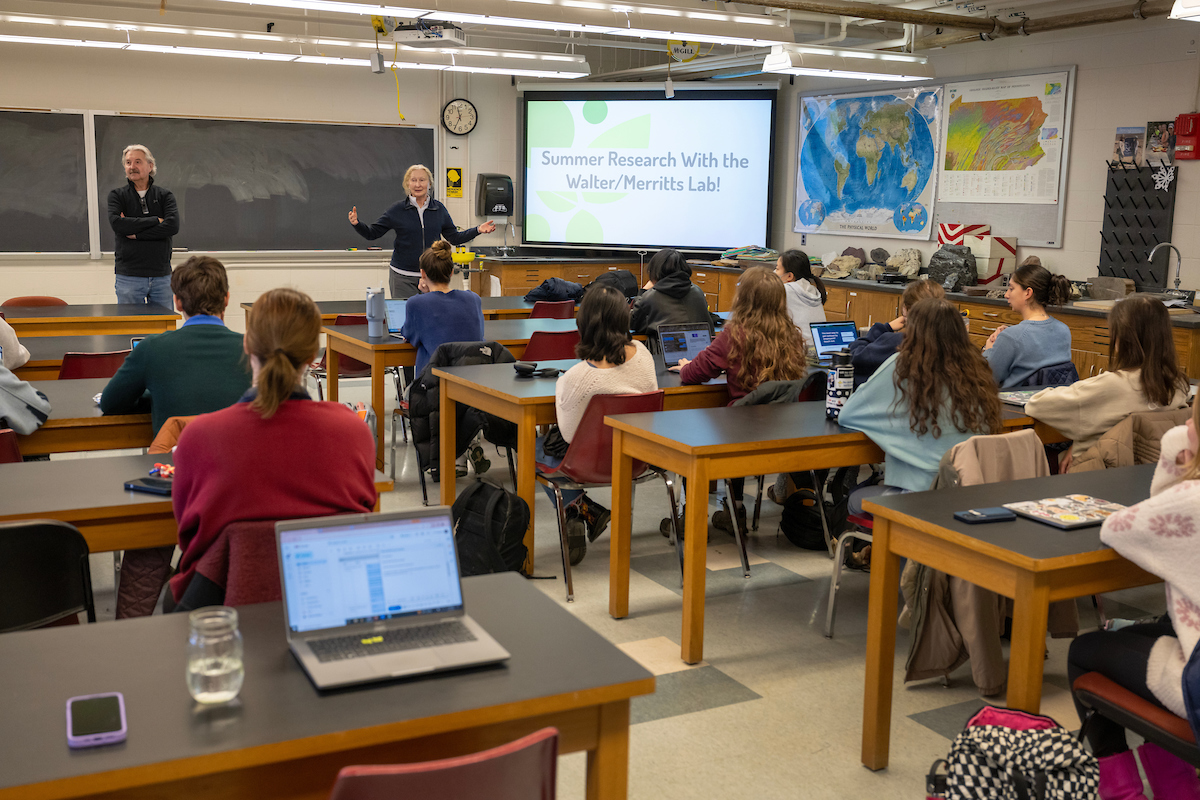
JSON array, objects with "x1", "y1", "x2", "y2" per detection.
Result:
[{"x1": 349, "y1": 164, "x2": 495, "y2": 299}]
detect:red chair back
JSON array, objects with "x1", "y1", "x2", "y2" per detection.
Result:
[
  {"x1": 530, "y1": 300, "x2": 574, "y2": 319},
  {"x1": 0, "y1": 429, "x2": 22, "y2": 464},
  {"x1": 2, "y1": 296, "x2": 67, "y2": 307},
  {"x1": 553, "y1": 392, "x2": 664, "y2": 485},
  {"x1": 329, "y1": 727, "x2": 558, "y2": 800},
  {"x1": 522, "y1": 330, "x2": 580, "y2": 361},
  {"x1": 317, "y1": 315, "x2": 372, "y2": 376},
  {"x1": 58, "y1": 350, "x2": 131, "y2": 380}
]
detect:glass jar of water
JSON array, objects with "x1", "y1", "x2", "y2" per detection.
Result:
[{"x1": 187, "y1": 607, "x2": 244, "y2": 704}]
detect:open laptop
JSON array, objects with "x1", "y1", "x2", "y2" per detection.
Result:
[
  {"x1": 384, "y1": 298, "x2": 406, "y2": 339},
  {"x1": 809, "y1": 321, "x2": 859, "y2": 366},
  {"x1": 276, "y1": 508, "x2": 510, "y2": 690},
  {"x1": 655, "y1": 322, "x2": 712, "y2": 371}
]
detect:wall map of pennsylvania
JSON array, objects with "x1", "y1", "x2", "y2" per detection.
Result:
[
  {"x1": 793, "y1": 87, "x2": 941, "y2": 240},
  {"x1": 938, "y1": 71, "x2": 1068, "y2": 204}
]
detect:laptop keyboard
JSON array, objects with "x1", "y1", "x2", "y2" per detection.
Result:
[{"x1": 307, "y1": 620, "x2": 476, "y2": 663}]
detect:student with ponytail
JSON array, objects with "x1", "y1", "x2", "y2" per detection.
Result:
[
  {"x1": 401, "y1": 239, "x2": 485, "y2": 376},
  {"x1": 982, "y1": 259, "x2": 1073, "y2": 388},
  {"x1": 168, "y1": 288, "x2": 377, "y2": 605}
]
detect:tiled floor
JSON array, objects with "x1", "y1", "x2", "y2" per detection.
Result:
[{"x1": 76, "y1": 378, "x2": 1166, "y2": 798}]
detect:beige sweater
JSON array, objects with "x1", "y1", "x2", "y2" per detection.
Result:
[
  {"x1": 1024, "y1": 368, "x2": 1189, "y2": 452},
  {"x1": 554, "y1": 340, "x2": 657, "y2": 442}
]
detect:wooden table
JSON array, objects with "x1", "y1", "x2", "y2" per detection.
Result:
[
  {"x1": 0, "y1": 573, "x2": 653, "y2": 800},
  {"x1": 0, "y1": 452, "x2": 393, "y2": 554},
  {"x1": 3, "y1": 304, "x2": 178, "y2": 338},
  {"x1": 859, "y1": 465, "x2": 1160, "y2": 770},
  {"x1": 17, "y1": 379, "x2": 152, "y2": 457},
  {"x1": 434, "y1": 361, "x2": 729, "y2": 573},
  {"x1": 16, "y1": 335, "x2": 136, "y2": 381},
  {"x1": 242, "y1": 296, "x2": 540, "y2": 321},
  {"x1": 324, "y1": 319, "x2": 578, "y2": 469}
]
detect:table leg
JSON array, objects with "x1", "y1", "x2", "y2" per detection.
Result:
[
  {"x1": 680, "y1": 459, "x2": 709, "y2": 664},
  {"x1": 586, "y1": 699, "x2": 631, "y2": 800},
  {"x1": 609, "y1": 429, "x2": 633, "y2": 620},
  {"x1": 516, "y1": 406, "x2": 537, "y2": 574},
  {"x1": 1006, "y1": 571, "x2": 1051, "y2": 713},
  {"x1": 439, "y1": 385, "x2": 457, "y2": 507},
  {"x1": 861, "y1": 517, "x2": 901, "y2": 771},
  {"x1": 326, "y1": 345, "x2": 340, "y2": 403},
  {"x1": 371, "y1": 351, "x2": 386, "y2": 470}
]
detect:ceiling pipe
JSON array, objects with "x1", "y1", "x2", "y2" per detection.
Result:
[
  {"x1": 807, "y1": 16, "x2": 850, "y2": 43},
  {"x1": 742, "y1": 0, "x2": 999, "y2": 33},
  {"x1": 913, "y1": 0, "x2": 1171, "y2": 48}
]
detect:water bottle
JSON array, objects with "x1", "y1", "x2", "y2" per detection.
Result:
[
  {"x1": 365, "y1": 287, "x2": 385, "y2": 338},
  {"x1": 187, "y1": 607, "x2": 244, "y2": 704},
  {"x1": 825, "y1": 350, "x2": 854, "y2": 420}
]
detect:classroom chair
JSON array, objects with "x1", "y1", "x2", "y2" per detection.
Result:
[
  {"x1": 58, "y1": 350, "x2": 131, "y2": 380},
  {"x1": 311, "y1": 315, "x2": 373, "y2": 401},
  {"x1": 0, "y1": 429, "x2": 22, "y2": 463},
  {"x1": 521, "y1": 330, "x2": 580, "y2": 361},
  {"x1": 2, "y1": 295, "x2": 67, "y2": 307},
  {"x1": 0, "y1": 520, "x2": 95, "y2": 633},
  {"x1": 328, "y1": 727, "x2": 558, "y2": 800},
  {"x1": 1074, "y1": 672, "x2": 1199, "y2": 766},
  {"x1": 529, "y1": 300, "x2": 574, "y2": 319},
  {"x1": 535, "y1": 391, "x2": 681, "y2": 602}
]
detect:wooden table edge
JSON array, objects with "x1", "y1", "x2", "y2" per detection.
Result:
[
  {"x1": 434, "y1": 370, "x2": 554, "y2": 406},
  {"x1": 604, "y1": 415, "x2": 874, "y2": 458}
]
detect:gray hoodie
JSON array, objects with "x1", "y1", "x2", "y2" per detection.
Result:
[{"x1": 784, "y1": 278, "x2": 826, "y2": 340}]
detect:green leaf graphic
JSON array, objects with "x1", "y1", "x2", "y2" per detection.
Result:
[
  {"x1": 588, "y1": 114, "x2": 651, "y2": 149},
  {"x1": 583, "y1": 100, "x2": 608, "y2": 124},
  {"x1": 525, "y1": 214, "x2": 551, "y2": 242},
  {"x1": 566, "y1": 210, "x2": 603, "y2": 242},
  {"x1": 536, "y1": 191, "x2": 576, "y2": 213},
  {"x1": 526, "y1": 101, "x2": 575, "y2": 163}
]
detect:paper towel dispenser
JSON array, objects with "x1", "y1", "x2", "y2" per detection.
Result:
[{"x1": 476, "y1": 173, "x2": 513, "y2": 217}]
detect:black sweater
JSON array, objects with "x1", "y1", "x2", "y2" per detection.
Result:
[
  {"x1": 352, "y1": 197, "x2": 480, "y2": 275},
  {"x1": 108, "y1": 178, "x2": 179, "y2": 277}
]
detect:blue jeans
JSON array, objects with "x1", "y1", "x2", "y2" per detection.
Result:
[
  {"x1": 115, "y1": 274, "x2": 173, "y2": 309},
  {"x1": 536, "y1": 435, "x2": 582, "y2": 507}
]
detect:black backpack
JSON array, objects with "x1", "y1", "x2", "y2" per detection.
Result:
[
  {"x1": 451, "y1": 480, "x2": 530, "y2": 577},
  {"x1": 779, "y1": 467, "x2": 857, "y2": 551}
]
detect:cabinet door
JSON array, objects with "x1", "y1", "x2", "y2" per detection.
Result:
[
  {"x1": 1072, "y1": 349, "x2": 1110, "y2": 378},
  {"x1": 692, "y1": 270, "x2": 719, "y2": 312},
  {"x1": 717, "y1": 272, "x2": 740, "y2": 312},
  {"x1": 863, "y1": 292, "x2": 901, "y2": 328},
  {"x1": 845, "y1": 290, "x2": 869, "y2": 327},
  {"x1": 824, "y1": 285, "x2": 849, "y2": 320}
]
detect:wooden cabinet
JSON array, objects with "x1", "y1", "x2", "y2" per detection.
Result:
[
  {"x1": 717, "y1": 272, "x2": 740, "y2": 312},
  {"x1": 691, "y1": 269, "x2": 720, "y2": 312},
  {"x1": 843, "y1": 288, "x2": 900, "y2": 327},
  {"x1": 824, "y1": 285, "x2": 849, "y2": 321},
  {"x1": 480, "y1": 260, "x2": 639, "y2": 297},
  {"x1": 1072, "y1": 349, "x2": 1110, "y2": 378}
]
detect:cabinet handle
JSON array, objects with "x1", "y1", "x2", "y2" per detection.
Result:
[
  {"x1": 844, "y1": 300, "x2": 850, "y2": 317},
  {"x1": 984, "y1": 312, "x2": 1000, "y2": 318},
  {"x1": 981, "y1": 324, "x2": 999, "y2": 332}
]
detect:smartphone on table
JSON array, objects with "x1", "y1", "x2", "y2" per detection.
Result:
[{"x1": 66, "y1": 692, "x2": 127, "y2": 748}]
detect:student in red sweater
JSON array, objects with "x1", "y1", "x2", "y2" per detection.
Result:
[{"x1": 169, "y1": 288, "x2": 377, "y2": 606}]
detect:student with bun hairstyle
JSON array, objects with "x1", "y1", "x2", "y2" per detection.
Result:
[
  {"x1": 629, "y1": 247, "x2": 711, "y2": 336},
  {"x1": 982, "y1": 260, "x2": 1073, "y2": 388},
  {"x1": 1026, "y1": 294, "x2": 1190, "y2": 470},
  {"x1": 400, "y1": 239, "x2": 485, "y2": 376},
  {"x1": 169, "y1": 288, "x2": 377, "y2": 605},
  {"x1": 774, "y1": 249, "x2": 827, "y2": 337},
  {"x1": 847, "y1": 278, "x2": 945, "y2": 387}
]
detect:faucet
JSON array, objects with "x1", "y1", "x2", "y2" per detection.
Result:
[
  {"x1": 497, "y1": 221, "x2": 517, "y2": 258},
  {"x1": 1147, "y1": 242, "x2": 1184, "y2": 295}
]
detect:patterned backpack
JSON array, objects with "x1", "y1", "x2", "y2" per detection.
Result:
[{"x1": 926, "y1": 706, "x2": 1098, "y2": 800}]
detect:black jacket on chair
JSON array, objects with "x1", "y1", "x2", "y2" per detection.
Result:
[{"x1": 408, "y1": 341, "x2": 518, "y2": 475}]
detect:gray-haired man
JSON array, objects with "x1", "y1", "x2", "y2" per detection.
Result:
[{"x1": 107, "y1": 144, "x2": 180, "y2": 307}]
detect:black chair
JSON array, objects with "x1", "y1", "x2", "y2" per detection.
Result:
[
  {"x1": 0, "y1": 520, "x2": 96, "y2": 632},
  {"x1": 1018, "y1": 361, "x2": 1080, "y2": 387},
  {"x1": 1074, "y1": 671, "x2": 1200, "y2": 766}
]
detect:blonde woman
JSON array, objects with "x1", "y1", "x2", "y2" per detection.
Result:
[{"x1": 348, "y1": 164, "x2": 496, "y2": 298}]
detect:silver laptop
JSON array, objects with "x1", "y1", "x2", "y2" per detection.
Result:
[
  {"x1": 275, "y1": 508, "x2": 509, "y2": 690},
  {"x1": 385, "y1": 298, "x2": 407, "y2": 339},
  {"x1": 809, "y1": 321, "x2": 859, "y2": 366},
  {"x1": 654, "y1": 322, "x2": 712, "y2": 371}
]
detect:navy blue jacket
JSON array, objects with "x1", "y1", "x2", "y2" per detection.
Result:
[
  {"x1": 352, "y1": 197, "x2": 480, "y2": 275},
  {"x1": 847, "y1": 322, "x2": 903, "y2": 388}
]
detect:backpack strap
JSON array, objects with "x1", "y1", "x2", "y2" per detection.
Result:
[
  {"x1": 482, "y1": 484, "x2": 503, "y2": 545},
  {"x1": 454, "y1": 480, "x2": 486, "y2": 521}
]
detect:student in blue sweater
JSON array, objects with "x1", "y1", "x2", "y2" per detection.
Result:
[
  {"x1": 847, "y1": 278, "x2": 944, "y2": 387},
  {"x1": 840, "y1": 298, "x2": 1003, "y2": 503},
  {"x1": 982, "y1": 259, "x2": 1073, "y2": 388},
  {"x1": 401, "y1": 240, "x2": 485, "y2": 376}
]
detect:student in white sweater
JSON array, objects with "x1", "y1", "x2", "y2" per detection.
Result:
[
  {"x1": 0, "y1": 317, "x2": 30, "y2": 371},
  {"x1": 1067, "y1": 401, "x2": 1200, "y2": 800},
  {"x1": 1025, "y1": 295, "x2": 1190, "y2": 468},
  {"x1": 774, "y1": 250, "x2": 826, "y2": 347},
  {"x1": 536, "y1": 285, "x2": 657, "y2": 562}
]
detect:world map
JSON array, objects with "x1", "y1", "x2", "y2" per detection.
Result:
[
  {"x1": 795, "y1": 90, "x2": 939, "y2": 239},
  {"x1": 944, "y1": 96, "x2": 1049, "y2": 171}
]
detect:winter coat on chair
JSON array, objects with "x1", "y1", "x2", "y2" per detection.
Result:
[{"x1": 407, "y1": 341, "x2": 518, "y2": 476}]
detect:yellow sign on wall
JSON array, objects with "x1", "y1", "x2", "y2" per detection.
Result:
[{"x1": 446, "y1": 168, "x2": 463, "y2": 198}]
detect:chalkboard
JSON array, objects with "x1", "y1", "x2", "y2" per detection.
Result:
[
  {"x1": 0, "y1": 111, "x2": 89, "y2": 253},
  {"x1": 95, "y1": 115, "x2": 435, "y2": 251}
]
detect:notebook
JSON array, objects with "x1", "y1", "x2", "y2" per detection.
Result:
[
  {"x1": 1002, "y1": 495, "x2": 1126, "y2": 530},
  {"x1": 809, "y1": 321, "x2": 859, "y2": 365},
  {"x1": 655, "y1": 322, "x2": 712, "y2": 371},
  {"x1": 384, "y1": 299, "x2": 406, "y2": 339},
  {"x1": 276, "y1": 508, "x2": 510, "y2": 690},
  {"x1": 998, "y1": 390, "x2": 1041, "y2": 408}
]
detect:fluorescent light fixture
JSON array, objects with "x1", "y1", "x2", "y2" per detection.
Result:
[
  {"x1": 1170, "y1": 0, "x2": 1200, "y2": 19},
  {"x1": 762, "y1": 44, "x2": 934, "y2": 81}
]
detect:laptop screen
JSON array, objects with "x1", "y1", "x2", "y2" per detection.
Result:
[
  {"x1": 809, "y1": 321, "x2": 859, "y2": 361},
  {"x1": 384, "y1": 299, "x2": 406, "y2": 333},
  {"x1": 279, "y1": 513, "x2": 463, "y2": 633},
  {"x1": 658, "y1": 323, "x2": 712, "y2": 368}
]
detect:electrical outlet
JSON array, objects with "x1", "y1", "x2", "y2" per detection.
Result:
[{"x1": 801, "y1": 234, "x2": 807, "y2": 246}]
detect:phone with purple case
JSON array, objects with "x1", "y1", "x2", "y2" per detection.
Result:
[{"x1": 66, "y1": 692, "x2": 127, "y2": 748}]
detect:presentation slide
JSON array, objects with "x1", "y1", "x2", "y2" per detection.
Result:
[{"x1": 523, "y1": 91, "x2": 775, "y2": 250}]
